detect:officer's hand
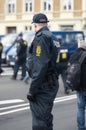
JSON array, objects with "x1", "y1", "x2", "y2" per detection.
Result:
[{"x1": 27, "y1": 93, "x2": 35, "y2": 102}]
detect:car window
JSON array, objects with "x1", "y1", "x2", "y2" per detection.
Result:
[
  {"x1": 23, "y1": 32, "x2": 35, "y2": 47},
  {"x1": 1, "y1": 34, "x2": 17, "y2": 47}
]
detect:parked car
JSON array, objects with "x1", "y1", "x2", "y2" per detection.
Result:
[
  {"x1": 1, "y1": 33, "x2": 18, "y2": 64},
  {"x1": 52, "y1": 31, "x2": 85, "y2": 58},
  {"x1": 0, "y1": 35, "x2": 5, "y2": 41}
]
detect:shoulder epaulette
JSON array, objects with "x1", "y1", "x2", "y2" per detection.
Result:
[
  {"x1": 36, "y1": 32, "x2": 42, "y2": 37},
  {"x1": 36, "y1": 30, "x2": 52, "y2": 37},
  {"x1": 42, "y1": 30, "x2": 52, "y2": 37},
  {"x1": 23, "y1": 40, "x2": 27, "y2": 45}
]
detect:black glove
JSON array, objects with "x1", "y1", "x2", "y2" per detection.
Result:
[{"x1": 27, "y1": 93, "x2": 35, "y2": 102}]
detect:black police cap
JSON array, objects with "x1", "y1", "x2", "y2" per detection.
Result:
[
  {"x1": 18, "y1": 32, "x2": 23, "y2": 37},
  {"x1": 32, "y1": 13, "x2": 49, "y2": 23}
]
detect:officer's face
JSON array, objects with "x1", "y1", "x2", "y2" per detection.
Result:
[
  {"x1": 33, "y1": 23, "x2": 47, "y2": 32},
  {"x1": 18, "y1": 36, "x2": 22, "y2": 40}
]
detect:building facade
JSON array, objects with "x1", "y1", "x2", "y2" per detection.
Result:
[{"x1": 0, "y1": 0, "x2": 86, "y2": 35}]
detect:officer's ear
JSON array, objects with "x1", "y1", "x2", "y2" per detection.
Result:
[
  {"x1": 34, "y1": 24, "x2": 37, "y2": 28},
  {"x1": 33, "y1": 23, "x2": 38, "y2": 32}
]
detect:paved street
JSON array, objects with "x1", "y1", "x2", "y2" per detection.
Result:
[{"x1": 0, "y1": 67, "x2": 79, "y2": 130}]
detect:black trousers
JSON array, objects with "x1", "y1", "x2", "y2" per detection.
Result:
[
  {"x1": 13, "y1": 59, "x2": 26, "y2": 78},
  {"x1": 0, "y1": 58, "x2": 3, "y2": 74},
  {"x1": 29, "y1": 80, "x2": 59, "y2": 130}
]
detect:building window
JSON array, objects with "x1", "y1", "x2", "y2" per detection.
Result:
[
  {"x1": 62, "y1": 0, "x2": 72, "y2": 10},
  {"x1": 60, "y1": 25, "x2": 73, "y2": 31},
  {"x1": 42, "y1": 0, "x2": 52, "y2": 12},
  {"x1": 25, "y1": 26, "x2": 32, "y2": 31},
  {"x1": 7, "y1": 0, "x2": 16, "y2": 13},
  {"x1": 25, "y1": 0, "x2": 33, "y2": 12},
  {"x1": 6, "y1": 27, "x2": 16, "y2": 34}
]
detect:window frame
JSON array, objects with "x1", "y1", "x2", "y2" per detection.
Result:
[
  {"x1": 61, "y1": 0, "x2": 73, "y2": 11},
  {"x1": 24, "y1": 0, "x2": 33, "y2": 13},
  {"x1": 7, "y1": 0, "x2": 16, "y2": 14},
  {"x1": 41, "y1": 0, "x2": 52, "y2": 12}
]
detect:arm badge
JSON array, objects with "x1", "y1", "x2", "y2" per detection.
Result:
[{"x1": 36, "y1": 45, "x2": 41, "y2": 56}]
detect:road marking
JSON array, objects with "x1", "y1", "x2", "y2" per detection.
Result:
[
  {"x1": 54, "y1": 94, "x2": 77, "y2": 103},
  {"x1": 0, "y1": 103, "x2": 29, "y2": 111},
  {"x1": 0, "y1": 99, "x2": 24, "y2": 105},
  {"x1": 0, "y1": 107, "x2": 30, "y2": 116},
  {"x1": 2, "y1": 71, "x2": 21, "y2": 76},
  {"x1": 1, "y1": 68, "x2": 21, "y2": 76},
  {"x1": 2, "y1": 72, "x2": 13, "y2": 76},
  {"x1": 0, "y1": 94, "x2": 77, "y2": 116}
]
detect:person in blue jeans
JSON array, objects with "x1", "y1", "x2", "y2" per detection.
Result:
[
  {"x1": 71, "y1": 42, "x2": 86, "y2": 130},
  {"x1": 77, "y1": 92, "x2": 86, "y2": 130}
]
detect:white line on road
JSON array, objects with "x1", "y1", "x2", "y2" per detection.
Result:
[
  {"x1": 0, "y1": 99, "x2": 24, "y2": 105},
  {"x1": 0, "y1": 103, "x2": 29, "y2": 111},
  {"x1": 0, "y1": 107, "x2": 30, "y2": 116},
  {"x1": 0, "y1": 94, "x2": 77, "y2": 116},
  {"x1": 2, "y1": 71, "x2": 21, "y2": 76},
  {"x1": 1, "y1": 68, "x2": 21, "y2": 76},
  {"x1": 54, "y1": 94, "x2": 77, "y2": 103}
]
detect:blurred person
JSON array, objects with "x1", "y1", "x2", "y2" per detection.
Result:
[
  {"x1": 0, "y1": 42, "x2": 4, "y2": 74},
  {"x1": 68, "y1": 41, "x2": 86, "y2": 130},
  {"x1": 11, "y1": 32, "x2": 27, "y2": 80},
  {"x1": 76, "y1": 42, "x2": 86, "y2": 130},
  {"x1": 56, "y1": 39, "x2": 70, "y2": 94},
  {"x1": 23, "y1": 71, "x2": 29, "y2": 84},
  {"x1": 27, "y1": 13, "x2": 59, "y2": 130},
  {"x1": 23, "y1": 45, "x2": 31, "y2": 84}
]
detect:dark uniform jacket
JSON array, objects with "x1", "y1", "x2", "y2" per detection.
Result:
[
  {"x1": 56, "y1": 44, "x2": 69, "y2": 75},
  {"x1": 69, "y1": 48, "x2": 86, "y2": 91},
  {"x1": 28, "y1": 26, "x2": 57, "y2": 95},
  {"x1": 16, "y1": 39, "x2": 27, "y2": 60},
  {"x1": 0, "y1": 43, "x2": 3, "y2": 58},
  {"x1": 0, "y1": 43, "x2": 3, "y2": 64}
]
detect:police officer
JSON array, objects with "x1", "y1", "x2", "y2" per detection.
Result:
[
  {"x1": 0, "y1": 42, "x2": 3, "y2": 74},
  {"x1": 56, "y1": 39, "x2": 70, "y2": 94},
  {"x1": 11, "y1": 32, "x2": 27, "y2": 80},
  {"x1": 27, "y1": 13, "x2": 59, "y2": 130}
]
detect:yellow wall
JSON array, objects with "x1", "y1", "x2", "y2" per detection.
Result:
[
  {"x1": 0, "y1": 0, "x2": 5, "y2": 20},
  {"x1": 53, "y1": 0, "x2": 60, "y2": 17},
  {"x1": 34, "y1": 0, "x2": 40, "y2": 13},
  {"x1": 16, "y1": 0, "x2": 22, "y2": 19},
  {"x1": 0, "y1": 0, "x2": 5, "y2": 13},
  {"x1": 74, "y1": 0, "x2": 82, "y2": 17}
]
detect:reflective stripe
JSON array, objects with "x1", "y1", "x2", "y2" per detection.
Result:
[
  {"x1": 56, "y1": 52, "x2": 60, "y2": 63},
  {"x1": 60, "y1": 49, "x2": 68, "y2": 53}
]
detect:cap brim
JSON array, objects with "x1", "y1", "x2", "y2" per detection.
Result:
[{"x1": 31, "y1": 21, "x2": 49, "y2": 24}]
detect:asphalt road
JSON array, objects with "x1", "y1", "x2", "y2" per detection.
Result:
[{"x1": 0, "y1": 67, "x2": 78, "y2": 130}]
